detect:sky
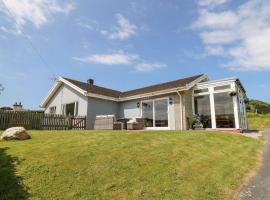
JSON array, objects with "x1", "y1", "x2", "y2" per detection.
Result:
[{"x1": 0, "y1": 0, "x2": 270, "y2": 110}]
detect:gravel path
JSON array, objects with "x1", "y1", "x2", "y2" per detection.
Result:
[{"x1": 239, "y1": 129, "x2": 270, "y2": 200}]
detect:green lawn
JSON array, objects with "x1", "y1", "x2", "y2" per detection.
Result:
[
  {"x1": 248, "y1": 112, "x2": 270, "y2": 130},
  {"x1": 0, "y1": 130, "x2": 262, "y2": 200}
]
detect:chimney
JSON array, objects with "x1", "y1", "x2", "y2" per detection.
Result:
[
  {"x1": 13, "y1": 102, "x2": 23, "y2": 111},
  {"x1": 87, "y1": 79, "x2": 94, "y2": 87}
]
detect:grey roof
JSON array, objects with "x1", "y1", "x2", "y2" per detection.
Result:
[{"x1": 63, "y1": 74, "x2": 205, "y2": 98}]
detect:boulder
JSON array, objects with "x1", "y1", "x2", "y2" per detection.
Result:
[{"x1": 0, "y1": 127, "x2": 30, "y2": 141}]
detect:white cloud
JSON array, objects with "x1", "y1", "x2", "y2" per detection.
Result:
[
  {"x1": 205, "y1": 46, "x2": 226, "y2": 56},
  {"x1": 193, "y1": 0, "x2": 270, "y2": 70},
  {"x1": 0, "y1": 26, "x2": 16, "y2": 34},
  {"x1": 104, "y1": 13, "x2": 137, "y2": 40},
  {"x1": 135, "y1": 63, "x2": 167, "y2": 72},
  {"x1": 73, "y1": 52, "x2": 139, "y2": 65},
  {"x1": 198, "y1": 0, "x2": 228, "y2": 7},
  {"x1": 73, "y1": 51, "x2": 167, "y2": 72},
  {"x1": 192, "y1": 10, "x2": 238, "y2": 29},
  {"x1": 200, "y1": 30, "x2": 238, "y2": 44},
  {"x1": 77, "y1": 18, "x2": 99, "y2": 31},
  {"x1": 0, "y1": 0, "x2": 74, "y2": 33}
]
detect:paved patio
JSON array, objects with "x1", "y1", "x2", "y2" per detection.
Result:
[{"x1": 241, "y1": 131, "x2": 262, "y2": 139}]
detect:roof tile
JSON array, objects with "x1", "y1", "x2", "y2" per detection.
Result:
[{"x1": 63, "y1": 74, "x2": 204, "y2": 99}]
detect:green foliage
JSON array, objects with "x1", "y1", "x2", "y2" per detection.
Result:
[
  {"x1": 248, "y1": 112, "x2": 270, "y2": 130},
  {"x1": 0, "y1": 130, "x2": 262, "y2": 200},
  {"x1": 247, "y1": 99, "x2": 270, "y2": 114},
  {"x1": 18, "y1": 110, "x2": 45, "y2": 114},
  {"x1": 187, "y1": 115, "x2": 208, "y2": 129},
  {"x1": 186, "y1": 115, "x2": 196, "y2": 129}
]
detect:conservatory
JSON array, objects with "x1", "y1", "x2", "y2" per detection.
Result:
[{"x1": 192, "y1": 77, "x2": 248, "y2": 130}]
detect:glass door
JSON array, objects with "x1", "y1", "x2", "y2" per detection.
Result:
[
  {"x1": 142, "y1": 98, "x2": 169, "y2": 128},
  {"x1": 142, "y1": 101, "x2": 154, "y2": 127},
  {"x1": 154, "y1": 99, "x2": 168, "y2": 127}
]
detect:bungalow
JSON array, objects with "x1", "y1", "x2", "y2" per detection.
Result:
[{"x1": 40, "y1": 74, "x2": 248, "y2": 131}]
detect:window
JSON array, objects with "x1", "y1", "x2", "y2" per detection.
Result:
[
  {"x1": 142, "y1": 101, "x2": 153, "y2": 127},
  {"x1": 194, "y1": 95, "x2": 212, "y2": 128},
  {"x1": 142, "y1": 99, "x2": 169, "y2": 128},
  {"x1": 214, "y1": 85, "x2": 231, "y2": 91},
  {"x1": 66, "y1": 103, "x2": 75, "y2": 116},
  {"x1": 49, "y1": 106, "x2": 56, "y2": 114},
  {"x1": 214, "y1": 92, "x2": 235, "y2": 128},
  {"x1": 62, "y1": 102, "x2": 78, "y2": 116},
  {"x1": 194, "y1": 88, "x2": 208, "y2": 94}
]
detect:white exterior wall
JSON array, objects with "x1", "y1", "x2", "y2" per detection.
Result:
[
  {"x1": 44, "y1": 84, "x2": 88, "y2": 116},
  {"x1": 168, "y1": 97, "x2": 176, "y2": 130},
  {"x1": 119, "y1": 100, "x2": 141, "y2": 119},
  {"x1": 43, "y1": 83, "x2": 177, "y2": 130}
]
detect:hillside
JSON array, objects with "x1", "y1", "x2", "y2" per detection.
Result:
[
  {"x1": 0, "y1": 130, "x2": 262, "y2": 200},
  {"x1": 247, "y1": 99, "x2": 270, "y2": 114}
]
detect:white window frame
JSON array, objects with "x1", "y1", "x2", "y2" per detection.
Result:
[
  {"x1": 141, "y1": 97, "x2": 170, "y2": 130},
  {"x1": 193, "y1": 81, "x2": 240, "y2": 129},
  {"x1": 61, "y1": 101, "x2": 79, "y2": 116},
  {"x1": 49, "y1": 106, "x2": 56, "y2": 114}
]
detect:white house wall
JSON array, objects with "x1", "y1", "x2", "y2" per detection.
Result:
[
  {"x1": 44, "y1": 84, "x2": 88, "y2": 116},
  {"x1": 87, "y1": 98, "x2": 119, "y2": 129},
  {"x1": 119, "y1": 100, "x2": 141, "y2": 119},
  {"x1": 168, "y1": 97, "x2": 176, "y2": 130}
]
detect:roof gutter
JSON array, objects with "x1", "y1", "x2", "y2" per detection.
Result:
[
  {"x1": 85, "y1": 86, "x2": 187, "y2": 102},
  {"x1": 118, "y1": 74, "x2": 208, "y2": 102}
]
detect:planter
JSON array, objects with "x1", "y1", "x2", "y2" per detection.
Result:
[{"x1": 193, "y1": 124, "x2": 204, "y2": 130}]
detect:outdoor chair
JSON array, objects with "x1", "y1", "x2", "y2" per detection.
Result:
[
  {"x1": 127, "y1": 118, "x2": 144, "y2": 130},
  {"x1": 94, "y1": 115, "x2": 123, "y2": 130}
]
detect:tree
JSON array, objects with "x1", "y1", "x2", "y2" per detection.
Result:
[{"x1": 0, "y1": 84, "x2": 4, "y2": 94}]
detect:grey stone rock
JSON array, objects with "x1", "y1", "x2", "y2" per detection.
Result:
[{"x1": 0, "y1": 127, "x2": 30, "y2": 140}]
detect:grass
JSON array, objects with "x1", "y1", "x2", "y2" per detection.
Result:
[
  {"x1": 0, "y1": 130, "x2": 262, "y2": 200},
  {"x1": 248, "y1": 112, "x2": 270, "y2": 130}
]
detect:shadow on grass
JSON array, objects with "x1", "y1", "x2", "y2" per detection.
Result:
[{"x1": 0, "y1": 147, "x2": 29, "y2": 200}]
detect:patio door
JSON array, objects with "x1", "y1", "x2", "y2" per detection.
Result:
[
  {"x1": 142, "y1": 98, "x2": 169, "y2": 129},
  {"x1": 142, "y1": 101, "x2": 154, "y2": 127}
]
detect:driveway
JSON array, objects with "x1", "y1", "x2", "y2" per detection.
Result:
[{"x1": 239, "y1": 129, "x2": 270, "y2": 200}]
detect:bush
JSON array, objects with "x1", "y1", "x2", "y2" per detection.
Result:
[{"x1": 247, "y1": 99, "x2": 270, "y2": 114}]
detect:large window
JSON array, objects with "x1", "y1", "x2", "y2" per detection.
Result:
[
  {"x1": 142, "y1": 99, "x2": 168, "y2": 128},
  {"x1": 66, "y1": 103, "x2": 75, "y2": 116},
  {"x1": 194, "y1": 95, "x2": 212, "y2": 128},
  {"x1": 214, "y1": 93, "x2": 235, "y2": 128},
  {"x1": 62, "y1": 102, "x2": 78, "y2": 116}
]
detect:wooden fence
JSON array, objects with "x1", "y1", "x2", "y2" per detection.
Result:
[{"x1": 0, "y1": 111, "x2": 86, "y2": 130}]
